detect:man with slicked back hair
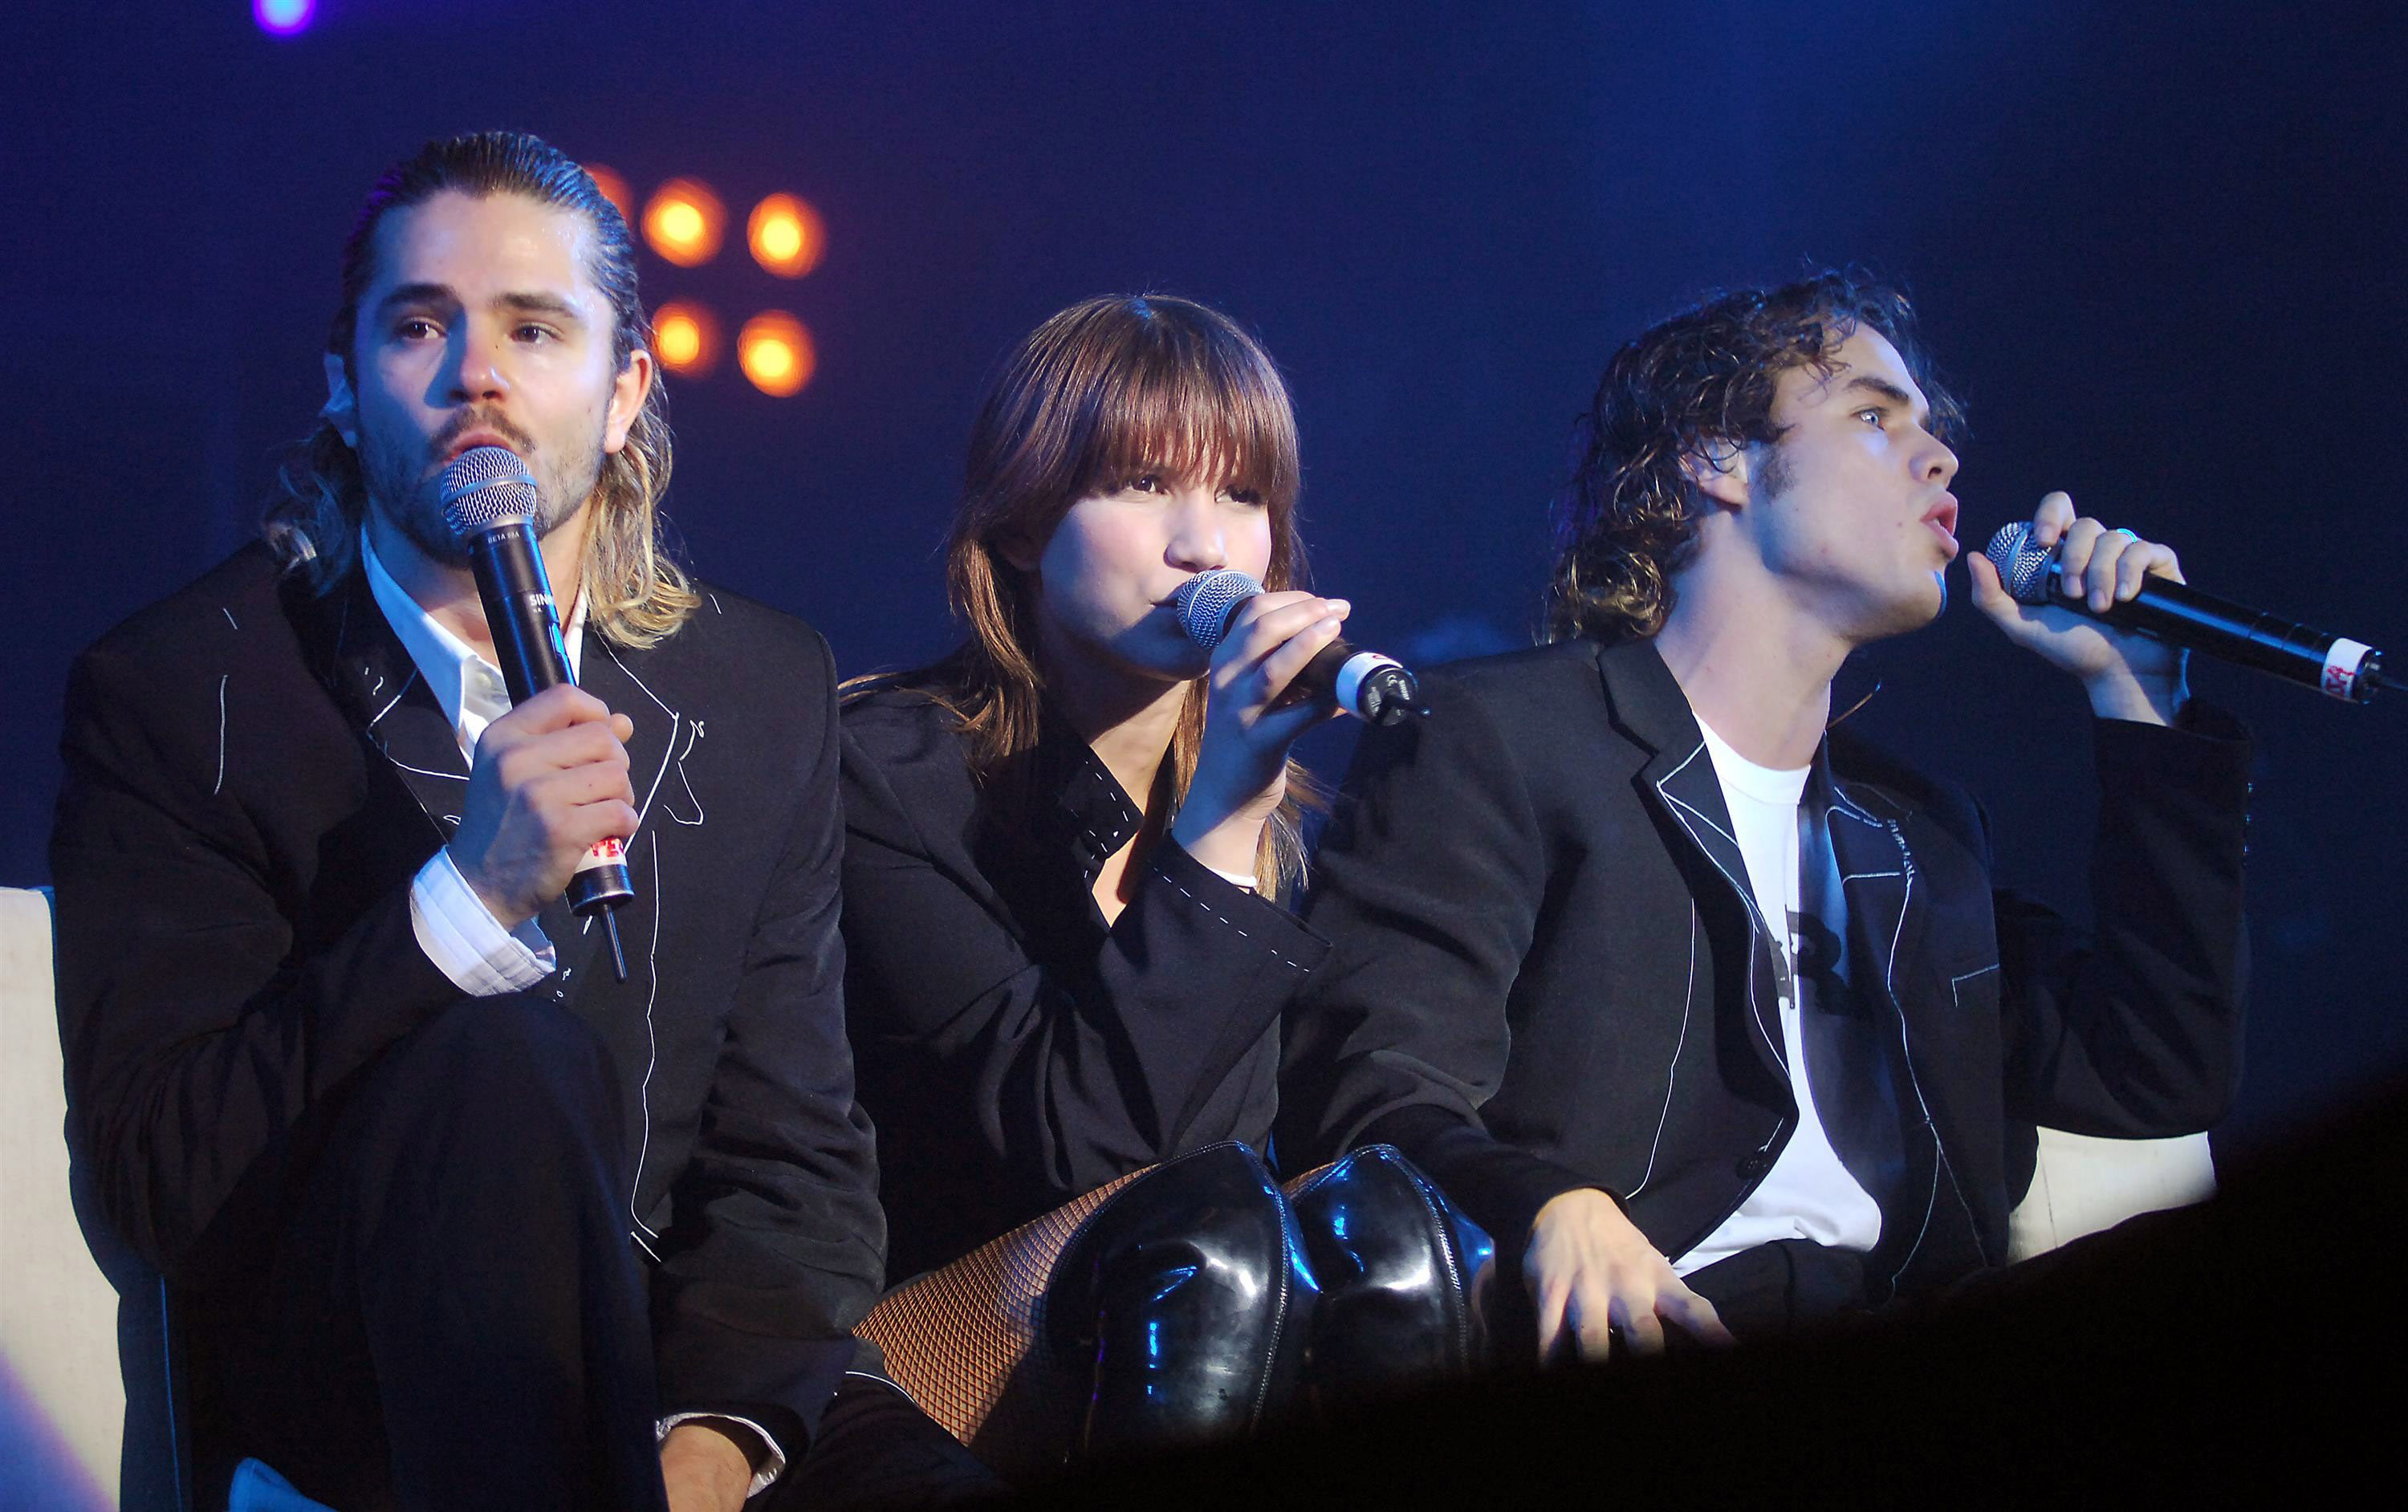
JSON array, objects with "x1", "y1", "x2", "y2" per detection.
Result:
[{"x1": 52, "y1": 132, "x2": 990, "y2": 1510}]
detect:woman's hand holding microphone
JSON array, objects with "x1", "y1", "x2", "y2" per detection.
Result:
[{"x1": 1169, "y1": 589, "x2": 1352, "y2": 881}]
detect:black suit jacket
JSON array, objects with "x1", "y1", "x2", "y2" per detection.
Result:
[
  {"x1": 51, "y1": 543, "x2": 883, "y2": 1450},
  {"x1": 1281, "y1": 636, "x2": 2250, "y2": 1295},
  {"x1": 840, "y1": 686, "x2": 1328, "y2": 1277}
]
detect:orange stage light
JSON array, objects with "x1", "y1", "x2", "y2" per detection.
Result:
[
  {"x1": 737, "y1": 311, "x2": 816, "y2": 396},
  {"x1": 746, "y1": 193, "x2": 827, "y2": 278},
  {"x1": 584, "y1": 164, "x2": 635, "y2": 225},
  {"x1": 650, "y1": 301, "x2": 720, "y2": 376},
  {"x1": 641, "y1": 178, "x2": 726, "y2": 267}
]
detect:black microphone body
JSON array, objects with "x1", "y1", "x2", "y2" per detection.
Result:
[
  {"x1": 1984, "y1": 522, "x2": 2384, "y2": 704},
  {"x1": 1173, "y1": 569, "x2": 1427, "y2": 726},
  {"x1": 442, "y1": 447, "x2": 637, "y2": 976},
  {"x1": 468, "y1": 520, "x2": 574, "y2": 703}
]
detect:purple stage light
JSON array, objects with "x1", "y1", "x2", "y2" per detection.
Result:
[{"x1": 254, "y1": 0, "x2": 315, "y2": 36}]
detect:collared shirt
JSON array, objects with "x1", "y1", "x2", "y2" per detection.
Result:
[
  {"x1": 364, "y1": 533, "x2": 785, "y2": 1495},
  {"x1": 364, "y1": 530, "x2": 588, "y2": 754},
  {"x1": 365, "y1": 530, "x2": 583, "y2": 997}
]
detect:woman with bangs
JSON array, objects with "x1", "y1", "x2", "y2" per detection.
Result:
[{"x1": 840, "y1": 295, "x2": 1481, "y2": 1469}]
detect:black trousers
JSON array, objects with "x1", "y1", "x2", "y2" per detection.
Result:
[
  {"x1": 1679, "y1": 1238, "x2": 1871, "y2": 1339},
  {"x1": 187, "y1": 995, "x2": 999, "y2": 1511},
  {"x1": 195, "y1": 995, "x2": 670, "y2": 1511}
]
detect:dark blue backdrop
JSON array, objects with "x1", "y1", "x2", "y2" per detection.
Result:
[{"x1": 8, "y1": 0, "x2": 2402, "y2": 1156}]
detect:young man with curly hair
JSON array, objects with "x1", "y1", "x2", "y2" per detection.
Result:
[{"x1": 1281, "y1": 272, "x2": 2252, "y2": 1359}]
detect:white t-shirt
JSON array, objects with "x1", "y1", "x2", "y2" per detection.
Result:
[{"x1": 1671, "y1": 720, "x2": 1884, "y2": 1277}]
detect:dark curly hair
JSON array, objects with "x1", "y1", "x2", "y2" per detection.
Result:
[{"x1": 1546, "y1": 270, "x2": 1964, "y2": 644}]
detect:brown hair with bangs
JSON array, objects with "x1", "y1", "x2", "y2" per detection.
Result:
[{"x1": 852, "y1": 293, "x2": 1320, "y2": 895}]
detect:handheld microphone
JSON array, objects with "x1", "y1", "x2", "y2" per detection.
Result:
[
  {"x1": 1173, "y1": 568, "x2": 1427, "y2": 726},
  {"x1": 1983, "y1": 522, "x2": 2386, "y2": 705},
  {"x1": 439, "y1": 445, "x2": 636, "y2": 981}
]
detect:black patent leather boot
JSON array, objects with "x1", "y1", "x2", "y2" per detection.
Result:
[
  {"x1": 1285, "y1": 1144, "x2": 1492, "y2": 1408},
  {"x1": 1044, "y1": 1142, "x2": 1316, "y2": 1462}
]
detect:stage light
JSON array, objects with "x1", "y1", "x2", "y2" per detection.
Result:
[
  {"x1": 641, "y1": 178, "x2": 725, "y2": 267},
  {"x1": 737, "y1": 311, "x2": 816, "y2": 396},
  {"x1": 746, "y1": 194, "x2": 826, "y2": 278},
  {"x1": 651, "y1": 301, "x2": 720, "y2": 377},
  {"x1": 585, "y1": 165, "x2": 635, "y2": 225},
  {"x1": 254, "y1": 0, "x2": 314, "y2": 35},
  {"x1": 645, "y1": 299, "x2": 718, "y2": 376}
]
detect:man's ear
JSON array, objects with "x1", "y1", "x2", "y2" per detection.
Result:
[
  {"x1": 602, "y1": 347, "x2": 654, "y2": 455},
  {"x1": 1679, "y1": 441, "x2": 1752, "y2": 510},
  {"x1": 320, "y1": 354, "x2": 360, "y2": 449}
]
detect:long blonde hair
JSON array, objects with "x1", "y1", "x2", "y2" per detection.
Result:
[
  {"x1": 856, "y1": 294, "x2": 1320, "y2": 895},
  {"x1": 262, "y1": 131, "x2": 697, "y2": 647}
]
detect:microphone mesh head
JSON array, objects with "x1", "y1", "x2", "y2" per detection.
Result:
[
  {"x1": 1173, "y1": 569, "x2": 1264, "y2": 651},
  {"x1": 1983, "y1": 522, "x2": 2057, "y2": 605},
  {"x1": 438, "y1": 446, "x2": 541, "y2": 539}
]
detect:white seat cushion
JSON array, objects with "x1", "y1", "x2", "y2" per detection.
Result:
[
  {"x1": 1, "y1": 886, "x2": 125, "y2": 1503},
  {"x1": 2007, "y1": 1127, "x2": 2216, "y2": 1262}
]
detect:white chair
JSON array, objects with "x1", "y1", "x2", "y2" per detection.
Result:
[
  {"x1": 2008, "y1": 1125, "x2": 2216, "y2": 1261},
  {"x1": 2, "y1": 885, "x2": 188, "y2": 1511}
]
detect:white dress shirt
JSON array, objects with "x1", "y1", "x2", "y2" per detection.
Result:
[{"x1": 363, "y1": 531, "x2": 582, "y2": 996}]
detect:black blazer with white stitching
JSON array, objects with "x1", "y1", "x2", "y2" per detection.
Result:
[
  {"x1": 51, "y1": 543, "x2": 882, "y2": 1459},
  {"x1": 1280, "y1": 635, "x2": 2251, "y2": 1295}
]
